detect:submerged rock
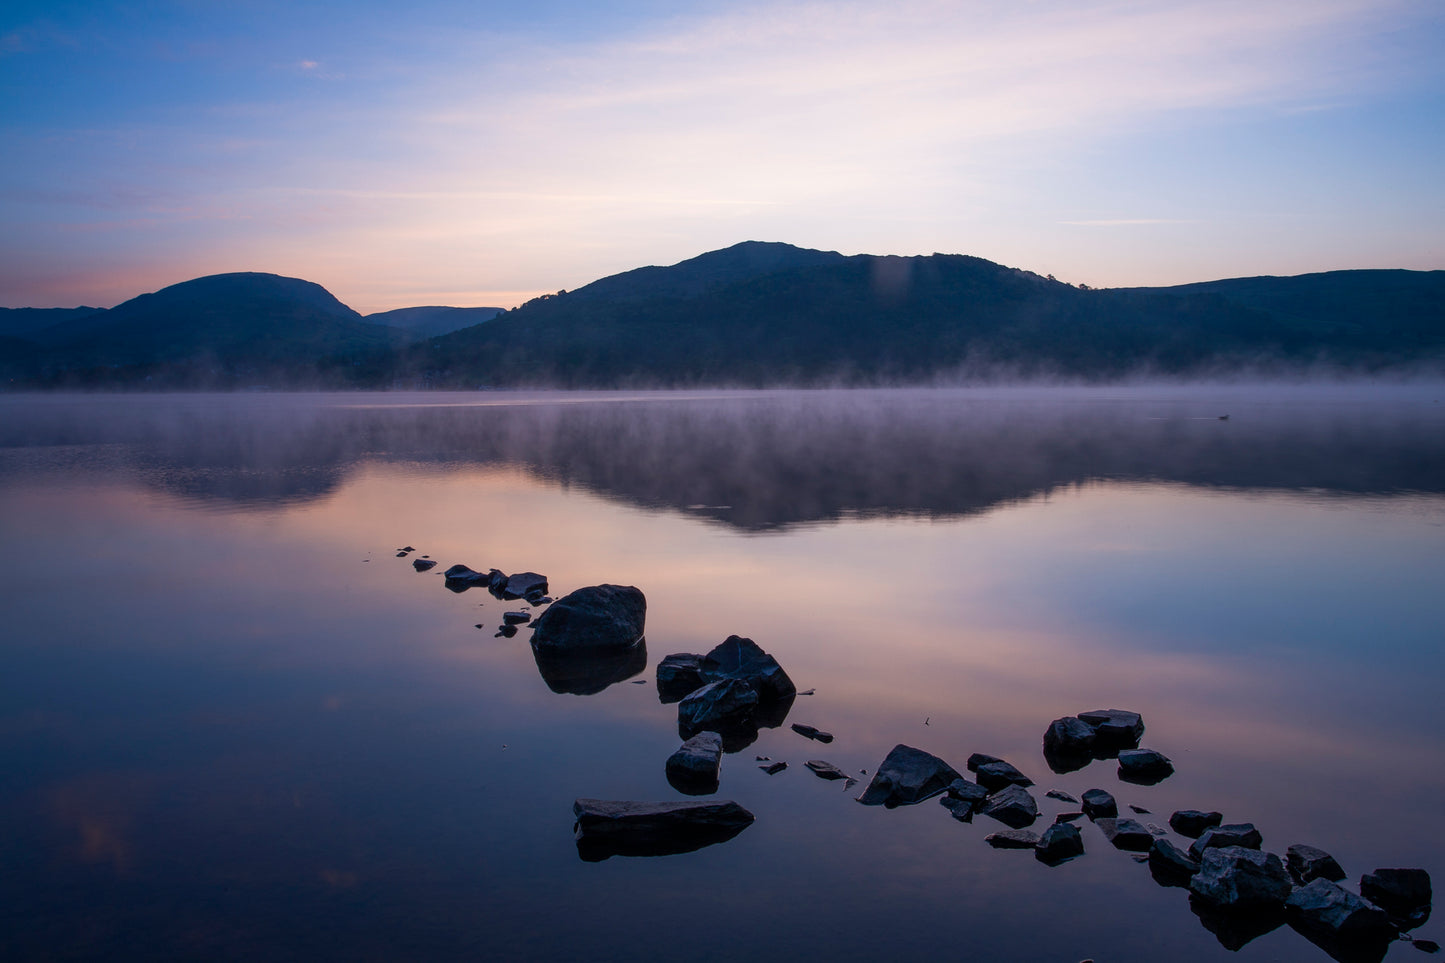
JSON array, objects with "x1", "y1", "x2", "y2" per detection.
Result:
[
  {"x1": 974, "y1": 759, "x2": 1033, "y2": 791},
  {"x1": 1149, "y1": 837, "x2": 1201, "y2": 888},
  {"x1": 1170, "y1": 809, "x2": 1224, "y2": 839},
  {"x1": 1035, "y1": 821, "x2": 1085, "y2": 865},
  {"x1": 985, "y1": 829, "x2": 1041, "y2": 849},
  {"x1": 531, "y1": 585, "x2": 644, "y2": 656},
  {"x1": 1360, "y1": 868, "x2": 1432, "y2": 929},
  {"x1": 759, "y1": 760, "x2": 787, "y2": 775},
  {"x1": 1081, "y1": 788, "x2": 1118, "y2": 820},
  {"x1": 656, "y1": 653, "x2": 705, "y2": 704},
  {"x1": 1096, "y1": 817, "x2": 1154, "y2": 852},
  {"x1": 1189, "y1": 846, "x2": 1293, "y2": 911},
  {"x1": 1288, "y1": 878, "x2": 1397, "y2": 963},
  {"x1": 805, "y1": 760, "x2": 849, "y2": 781},
  {"x1": 572, "y1": 798, "x2": 754, "y2": 861},
  {"x1": 1117, "y1": 748, "x2": 1174, "y2": 784},
  {"x1": 666, "y1": 732, "x2": 723, "y2": 796},
  {"x1": 790, "y1": 723, "x2": 834, "y2": 743},
  {"x1": 856, "y1": 744, "x2": 962, "y2": 807},
  {"x1": 980, "y1": 785, "x2": 1039, "y2": 829},
  {"x1": 1287, "y1": 844, "x2": 1347, "y2": 884},
  {"x1": 1190, "y1": 823, "x2": 1264, "y2": 860}
]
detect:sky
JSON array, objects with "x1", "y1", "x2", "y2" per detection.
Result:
[{"x1": 2, "y1": 0, "x2": 1443, "y2": 314}]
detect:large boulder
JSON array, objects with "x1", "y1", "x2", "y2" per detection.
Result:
[
  {"x1": 1077, "y1": 708, "x2": 1144, "y2": 750},
  {"x1": 700, "y1": 635, "x2": 796, "y2": 702},
  {"x1": 1188, "y1": 895, "x2": 1286, "y2": 952},
  {"x1": 677, "y1": 678, "x2": 758, "y2": 737},
  {"x1": 1287, "y1": 878, "x2": 1397, "y2": 963},
  {"x1": 666, "y1": 732, "x2": 723, "y2": 795},
  {"x1": 572, "y1": 798, "x2": 754, "y2": 861},
  {"x1": 1287, "y1": 844, "x2": 1346, "y2": 884},
  {"x1": 531, "y1": 585, "x2": 646, "y2": 654},
  {"x1": 980, "y1": 785, "x2": 1039, "y2": 829},
  {"x1": 1117, "y1": 748, "x2": 1174, "y2": 785},
  {"x1": 855, "y1": 744, "x2": 962, "y2": 807},
  {"x1": 1360, "y1": 868, "x2": 1432, "y2": 929},
  {"x1": 1189, "y1": 846, "x2": 1293, "y2": 911},
  {"x1": 656, "y1": 653, "x2": 705, "y2": 704},
  {"x1": 1035, "y1": 821, "x2": 1084, "y2": 865},
  {"x1": 1042, "y1": 716, "x2": 1097, "y2": 773},
  {"x1": 1081, "y1": 788, "x2": 1118, "y2": 820}
]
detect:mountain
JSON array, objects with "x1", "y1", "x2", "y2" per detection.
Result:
[
  {"x1": 0, "y1": 306, "x2": 107, "y2": 341},
  {"x1": 365, "y1": 305, "x2": 503, "y2": 339}
]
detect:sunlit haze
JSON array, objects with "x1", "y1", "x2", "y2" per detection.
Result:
[{"x1": 2, "y1": 0, "x2": 1442, "y2": 312}]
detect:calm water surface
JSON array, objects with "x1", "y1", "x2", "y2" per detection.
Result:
[{"x1": 1, "y1": 387, "x2": 1442, "y2": 962}]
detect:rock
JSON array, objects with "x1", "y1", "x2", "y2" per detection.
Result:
[
  {"x1": 400, "y1": 546, "x2": 416, "y2": 552},
  {"x1": 1130, "y1": 805, "x2": 1151, "y2": 814},
  {"x1": 487, "y1": 569, "x2": 509, "y2": 593},
  {"x1": 1146, "y1": 823, "x2": 1169, "y2": 837},
  {"x1": 395, "y1": 551, "x2": 408, "y2": 557},
  {"x1": 1360, "y1": 868, "x2": 1432, "y2": 929},
  {"x1": 790, "y1": 723, "x2": 834, "y2": 743},
  {"x1": 946, "y1": 778, "x2": 989, "y2": 806},
  {"x1": 678, "y1": 678, "x2": 759, "y2": 736},
  {"x1": 1081, "y1": 788, "x2": 1118, "y2": 820},
  {"x1": 1096, "y1": 817, "x2": 1154, "y2": 852},
  {"x1": 1055, "y1": 812, "x2": 1084, "y2": 823},
  {"x1": 1190, "y1": 823, "x2": 1263, "y2": 860},
  {"x1": 1287, "y1": 878, "x2": 1397, "y2": 963},
  {"x1": 1036, "y1": 822, "x2": 1085, "y2": 865},
  {"x1": 1045, "y1": 789, "x2": 1080, "y2": 804},
  {"x1": 1149, "y1": 837, "x2": 1201, "y2": 887},
  {"x1": 1170, "y1": 809, "x2": 1224, "y2": 838},
  {"x1": 980, "y1": 785, "x2": 1039, "y2": 829},
  {"x1": 572, "y1": 798, "x2": 754, "y2": 861},
  {"x1": 412, "y1": 558, "x2": 437, "y2": 571},
  {"x1": 503, "y1": 610, "x2": 532, "y2": 625},
  {"x1": 531, "y1": 585, "x2": 646, "y2": 655},
  {"x1": 532, "y1": 636, "x2": 648, "y2": 695},
  {"x1": 856, "y1": 744, "x2": 962, "y2": 807},
  {"x1": 1287, "y1": 844, "x2": 1346, "y2": 884},
  {"x1": 1117, "y1": 748, "x2": 1174, "y2": 785},
  {"x1": 655, "y1": 653, "x2": 705, "y2": 704},
  {"x1": 805, "y1": 760, "x2": 849, "y2": 780},
  {"x1": 1043, "y1": 716, "x2": 1097, "y2": 773},
  {"x1": 700, "y1": 635, "x2": 796, "y2": 702},
  {"x1": 759, "y1": 761, "x2": 787, "y2": 775},
  {"x1": 665, "y1": 732, "x2": 723, "y2": 795},
  {"x1": 1077, "y1": 708, "x2": 1145, "y2": 749},
  {"x1": 985, "y1": 829, "x2": 1041, "y2": 849},
  {"x1": 502, "y1": 571, "x2": 548, "y2": 600},
  {"x1": 940, "y1": 796, "x2": 975, "y2": 822},
  {"x1": 966, "y1": 752, "x2": 1004, "y2": 772},
  {"x1": 974, "y1": 760, "x2": 1033, "y2": 791},
  {"x1": 443, "y1": 564, "x2": 490, "y2": 591},
  {"x1": 1189, "y1": 846, "x2": 1293, "y2": 911},
  {"x1": 1413, "y1": 938, "x2": 1441, "y2": 952},
  {"x1": 496, "y1": 623, "x2": 518, "y2": 638}
]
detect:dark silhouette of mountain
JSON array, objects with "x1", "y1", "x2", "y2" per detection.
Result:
[
  {"x1": 566, "y1": 240, "x2": 849, "y2": 301},
  {"x1": 0, "y1": 306, "x2": 107, "y2": 340},
  {"x1": 365, "y1": 305, "x2": 503, "y2": 339}
]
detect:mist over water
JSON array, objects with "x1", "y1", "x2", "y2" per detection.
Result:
[{"x1": 1, "y1": 385, "x2": 1441, "y2": 962}]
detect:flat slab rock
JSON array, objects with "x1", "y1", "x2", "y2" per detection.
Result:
[
  {"x1": 856, "y1": 744, "x2": 961, "y2": 807},
  {"x1": 1096, "y1": 817, "x2": 1154, "y2": 852},
  {"x1": 1117, "y1": 748, "x2": 1174, "y2": 784},
  {"x1": 974, "y1": 759, "x2": 1033, "y2": 791},
  {"x1": 572, "y1": 798, "x2": 754, "y2": 861},
  {"x1": 531, "y1": 584, "x2": 646, "y2": 654},
  {"x1": 985, "y1": 829, "x2": 1041, "y2": 849},
  {"x1": 791, "y1": 723, "x2": 834, "y2": 743},
  {"x1": 805, "y1": 760, "x2": 849, "y2": 780}
]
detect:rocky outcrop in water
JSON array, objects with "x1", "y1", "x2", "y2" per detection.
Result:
[
  {"x1": 855, "y1": 744, "x2": 961, "y2": 807},
  {"x1": 666, "y1": 732, "x2": 723, "y2": 795},
  {"x1": 1117, "y1": 748, "x2": 1173, "y2": 785},
  {"x1": 1035, "y1": 821, "x2": 1084, "y2": 865},
  {"x1": 980, "y1": 785, "x2": 1039, "y2": 829},
  {"x1": 1170, "y1": 810, "x2": 1223, "y2": 838},
  {"x1": 572, "y1": 798, "x2": 755, "y2": 861},
  {"x1": 1360, "y1": 868, "x2": 1432, "y2": 930},
  {"x1": 1287, "y1": 844, "x2": 1346, "y2": 884},
  {"x1": 1287, "y1": 878, "x2": 1397, "y2": 963},
  {"x1": 531, "y1": 584, "x2": 645, "y2": 654},
  {"x1": 1189, "y1": 846, "x2": 1293, "y2": 911}
]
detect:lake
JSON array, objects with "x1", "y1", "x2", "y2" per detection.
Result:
[{"x1": 1, "y1": 386, "x2": 1442, "y2": 962}]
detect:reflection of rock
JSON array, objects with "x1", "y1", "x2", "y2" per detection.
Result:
[
  {"x1": 666, "y1": 732, "x2": 723, "y2": 796},
  {"x1": 1360, "y1": 868, "x2": 1432, "y2": 930},
  {"x1": 531, "y1": 584, "x2": 646, "y2": 654},
  {"x1": 1081, "y1": 788, "x2": 1118, "y2": 820},
  {"x1": 1035, "y1": 822, "x2": 1084, "y2": 865},
  {"x1": 1189, "y1": 846, "x2": 1293, "y2": 912},
  {"x1": 1288, "y1": 844, "x2": 1346, "y2": 884},
  {"x1": 531, "y1": 637, "x2": 648, "y2": 695},
  {"x1": 1189, "y1": 894, "x2": 1287, "y2": 952},
  {"x1": 1117, "y1": 748, "x2": 1173, "y2": 785},
  {"x1": 1190, "y1": 823, "x2": 1263, "y2": 860},
  {"x1": 1287, "y1": 878, "x2": 1397, "y2": 963},
  {"x1": 1149, "y1": 837, "x2": 1200, "y2": 887},
  {"x1": 985, "y1": 830, "x2": 1041, "y2": 849},
  {"x1": 573, "y1": 798, "x2": 754, "y2": 861},
  {"x1": 980, "y1": 785, "x2": 1039, "y2": 829},
  {"x1": 656, "y1": 654, "x2": 705, "y2": 704},
  {"x1": 790, "y1": 723, "x2": 833, "y2": 743},
  {"x1": 1170, "y1": 809, "x2": 1223, "y2": 838},
  {"x1": 974, "y1": 759, "x2": 1033, "y2": 791},
  {"x1": 855, "y1": 744, "x2": 962, "y2": 807}
]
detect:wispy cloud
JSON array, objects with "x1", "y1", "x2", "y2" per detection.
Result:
[{"x1": 1060, "y1": 219, "x2": 1197, "y2": 227}]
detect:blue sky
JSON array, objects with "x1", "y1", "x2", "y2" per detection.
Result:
[{"x1": 2, "y1": 0, "x2": 1442, "y2": 312}]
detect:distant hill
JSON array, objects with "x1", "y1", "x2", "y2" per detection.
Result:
[
  {"x1": 0, "y1": 306, "x2": 106, "y2": 341},
  {"x1": 2, "y1": 245, "x2": 1442, "y2": 388},
  {"x1": 365, "y1": 305, "x2": 503, "y2": 339}
]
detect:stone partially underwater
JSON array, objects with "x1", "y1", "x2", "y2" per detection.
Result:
[
  {"x1": 664, "y1": 636, "x2": 796, "y2": 751},
  {"x1": 572, "y1": 799, "x2": 755, "y2": 861},
  {"x1": 1042, "y1": 709, "x2": 1146, "y2": 774},
  {"x1": 529, "y1": 584, "x2": 647, "y2": 694}
]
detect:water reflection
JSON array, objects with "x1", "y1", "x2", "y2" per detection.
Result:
[
  {"x1": 532, "y1": 638, "x2": 648, "y2": 695},
  {"x1": 1, "y1": 387, "x2": 1442, "y2": 527}
]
